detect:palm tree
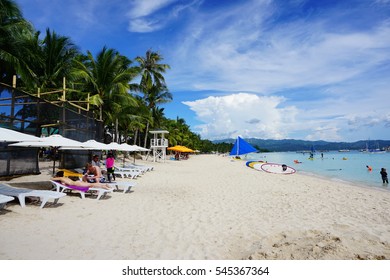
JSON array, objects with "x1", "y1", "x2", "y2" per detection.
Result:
[
  {"x1": 18, "y1": 28, "x2": 79, "y2": 95},
  {"x1": 72, "y1": 46, "x2": 139, "y2": 141},
  {"x1": 140, "y1": 83, "x2": 172, "y2": 147},
  {"x1": 132, "y1": 50, "x2": 171, "y2": 147},
  {"x1": 0, "y1": 0, "x2": 33, "y2": 84},
  {"x1": 135, "y1": 49, "x2": 170, "y2": 88}
]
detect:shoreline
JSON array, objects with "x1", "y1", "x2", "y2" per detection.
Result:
[{"x1": 1, "y1": 154, "x2": 390, "y2": 260}]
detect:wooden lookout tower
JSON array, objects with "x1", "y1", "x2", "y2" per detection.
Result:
[{"x1": 149, "y1": 130, "x2": 169, "y2": 162}]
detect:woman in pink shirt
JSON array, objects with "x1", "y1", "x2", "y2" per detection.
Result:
[{"x1": 106, "y1": 153, "x2": 116, "y2": 182}]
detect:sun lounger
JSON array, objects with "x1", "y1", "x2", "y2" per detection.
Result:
[
  {"x1": 0, "y1": 194, "x2": 15, "y2": 209},
  {"x1": 126, "y1": 163, "x2": 154, "y2": 172},
  {"x1": 107, "y1": 181, "x2": 136, "y2": 193},
  {"x1": 50, "y1": 180, "x2": 113, "y2": 200},
  {"x1": 0, "y1": 183, "x2": 66, "y2": 209},
  {"x1": 114, "y1": 166, "x2": 142, "y2": 178}
]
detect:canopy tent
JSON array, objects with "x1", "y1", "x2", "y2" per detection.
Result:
[
  {"x1": 0, "y1": 127, "x2": 41, "y2": 142},
  {"x1": 9, "y1": 134, "x2": 85, "y2": 174},
  {"x1": 229, "y1": 136, "x2": 257, "y2": 156}
]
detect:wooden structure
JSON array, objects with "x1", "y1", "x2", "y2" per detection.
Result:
[{"x1": 149, "y1": 130, "x2": 169, "y2": 162}]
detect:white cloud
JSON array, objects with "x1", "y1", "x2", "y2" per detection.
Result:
[
  {"x1": 126, "y1": 0, "x2": 199, "y2": 32},
  {"x1": 127, "y1": 0, "x2": 177, "y2": 18},
  {"x1": 183, "y1": 93, "x2": 299, "y2": 140}
]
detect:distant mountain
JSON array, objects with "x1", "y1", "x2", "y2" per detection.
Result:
[{"x1": 213, "y1": 138, "x2": 390, "y2": 152}]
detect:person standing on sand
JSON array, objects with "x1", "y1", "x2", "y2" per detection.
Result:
[
  {"x1": 105, "y1": 153, "x2": 116, "y2": 182},
  {"x1": 380, "y1": 168, "x2": 388, "y2": 184}
]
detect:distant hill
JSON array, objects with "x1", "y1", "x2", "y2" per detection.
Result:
[{"x1": 213, "y1": 138, "x2": 390, "y2": 152}]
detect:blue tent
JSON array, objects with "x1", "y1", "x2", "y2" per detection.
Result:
[{"x1": 229, "y1": 136, "x2": 257, "y2": 156}]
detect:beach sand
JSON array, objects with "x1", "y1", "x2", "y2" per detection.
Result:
[{"x1": 0, "y1": 154, "x2": 390, "y2": 260}]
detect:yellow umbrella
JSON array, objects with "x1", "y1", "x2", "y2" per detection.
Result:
[{"x1": 168, "y1": 145, "x2": 194, "y2": 152}]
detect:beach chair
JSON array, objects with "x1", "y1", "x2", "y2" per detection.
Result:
[
  {"x1": 50, "y1": 180, "x2": 113, "y2": 200},
  {"x1": 0, "y1": 194, "x2": 15, "y2": 209},
  {"x1": 114, "y1": 166, "x2": 142, "y2": 178},
  {"x1": 125, "y1": 163, "x2": 153, "y2": 172},
  {"x1": 0, "y1": 183, "x2": 66, "y2": 209},
  {"x1": 107, "y1": 181, "x2": 136, "y2": 193}
]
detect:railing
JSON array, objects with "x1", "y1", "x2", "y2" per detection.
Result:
[{"x1": 151, "y1": 138, "x2": 168, "y2": 147}]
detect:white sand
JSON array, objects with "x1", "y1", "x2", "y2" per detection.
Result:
[{"x1": 0, "y1": 154, "x2": 390, "y2": 260}]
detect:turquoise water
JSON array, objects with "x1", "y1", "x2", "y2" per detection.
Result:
[{"x1": 246, "y1": 151, "x2": 390, "y2": 190}]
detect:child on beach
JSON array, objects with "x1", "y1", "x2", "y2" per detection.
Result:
[{"x1": 380, "y1": 168, "x2": 388, "y2": 184}]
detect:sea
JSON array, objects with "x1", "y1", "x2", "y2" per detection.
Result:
[{"x1": 245, "y1": 150, "x2": 390, "y2": 190}]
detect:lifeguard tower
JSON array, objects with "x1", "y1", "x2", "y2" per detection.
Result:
[{"x1": 149, "y1": 130, "x2": 169, "y2": 162}]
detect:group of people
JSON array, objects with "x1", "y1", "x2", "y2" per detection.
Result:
[
  {"x1": 84, "y1": 153, "x2": 116, "y2": 183},
  {"x1": 51, "y1": 153, "x2": 117, "y2": 189}
]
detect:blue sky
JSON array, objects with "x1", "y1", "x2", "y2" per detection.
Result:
[{"x1": 15, "y1": 0, "x2": 390, "y2": 142}]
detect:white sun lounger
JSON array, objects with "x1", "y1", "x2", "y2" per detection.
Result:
[
  {"x1": 50, "y1": 180, "x2": 113, "y2": 200},
  {"x1": 107, "y1": 181, "x2": 136, "y2": 193},
  {"x1": 0, "y1": 183, "x2": 66, "y2": 209},
  {"x1": 126, "y1": 164, "x2": 154, "y2": 172},
  {"x1": 114, "y1": 166, "x2": 142, "y2": 178},
  {"x1": 0, "y1": 194, "x2": 15, "y2": 209}
]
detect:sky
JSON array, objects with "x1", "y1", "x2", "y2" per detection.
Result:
[{"x1": 15, "y1": 0, "x2": 390, "y2": 142}]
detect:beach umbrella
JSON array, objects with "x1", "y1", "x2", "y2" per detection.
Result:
[
  {"x1": 0, "y1": 127, "x2": 41, "y2": 142},
  {"x1": 106, "y1": 142, "x2": 123, "y2": 151},
  {"x1": 83, "y1": 140, "x2": 109, "y2": 150},
  {"x1": 9, "y1": 134, "x2": 85, "y2": 174},
  {"x1": 168, "y1": 145, "x2": 194, "y2": 153},
  {"x1": 129, "y1": 145, "x2": 150, "y2": 163},
  {"x1": 131, "y1": 145, "x2": 150, "y2": 152},
  {"x1": 59, "y1": 139, "x2": 109, "y2": 150}
]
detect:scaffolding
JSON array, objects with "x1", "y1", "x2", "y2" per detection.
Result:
[{"x1": 0, "y1": 78, "x2": 103, "y2": 177}]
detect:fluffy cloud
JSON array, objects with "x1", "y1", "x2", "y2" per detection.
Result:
[{"x1": 183, "y1": 93, "x2": 299, "y2": 140}]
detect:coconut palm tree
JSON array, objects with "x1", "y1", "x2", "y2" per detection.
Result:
[
  {"x1": 72, "y1": 46, "x2": 139, "y2": 141},
  {"x1": 18, "y1": 28, "x2": 79, "y2": 95},
  {"x1": 135, "y1": 49, "x2": 170, "y2": 88},
  {"x1": 0, "y1": 0, "x2": 33, "y2": 84},
  {"x1": 139, "y1": 83, "x2": 172, "y2": 147}
]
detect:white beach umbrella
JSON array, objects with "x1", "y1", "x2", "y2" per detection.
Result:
[
  {"x1": 83, "y1": 140, "x2": 109, "y2": 150},
  {"x1": 106, "y1": 142, "x2": 123, "y2": 151},
  {"x1": 9, "y1": 134, "x2": 85, "y2": 174},
  {"x1": 120, "y1": 143, "x2": 139, "y2": 152},
  {"x1": 127, "y1": 145, "x2": 150, "y2": 164},
  {"x1": 0, "y1": 127, "x2": 41, "y2": 142},
  {"x1": 9, "y1": 134, "x2": 84, "y2": 148},
  {"x1": 60, "y1": 139, "x2": 109, "y2": 150},
  {"x1": 131, "y1": 145, "x2": 150, "y2": 152}
]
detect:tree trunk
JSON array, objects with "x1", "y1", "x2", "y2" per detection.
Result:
[
  {"x1": 143, "y1": 120, "x2": 149, "y2": 148},
  {"x1": 133, "y1": 129, "x2": 138, "y2": 145},
  {"x1": 115, "y1": 118, "x2": 119, "y2": 143}
]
